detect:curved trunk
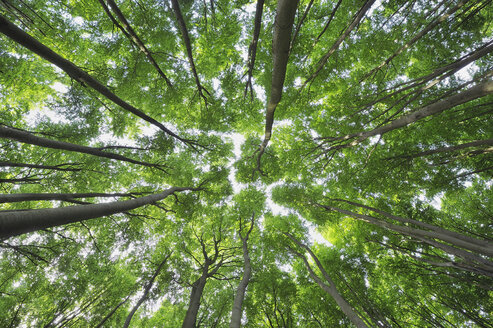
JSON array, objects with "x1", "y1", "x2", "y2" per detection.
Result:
[
  {"x1": 182, "y1": 274, "x2": 208, "y2": 328},
  {"x1": 230, "y1": 221, "x2": 253, "y2": 328},
  {"x1": 0, "y1": 187, "x2": 192, "y2": 238},
  {"x1": 0, "y1": 15, "x2": 188, "y2": 144},
  {"x1": 0, "y1": 192, "x2": 145, "y2": 203},
  {"x1": 0, "y1": 125, "x2": 161, "y2": 169}
]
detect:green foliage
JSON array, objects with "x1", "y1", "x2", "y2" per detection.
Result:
[{"x1": 1, "y1": 0, "x2": 492, "y2": 326}]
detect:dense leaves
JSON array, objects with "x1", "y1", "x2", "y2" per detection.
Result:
[{"x1": 1, "y1": 0, "x2": 492, "y2": 327}]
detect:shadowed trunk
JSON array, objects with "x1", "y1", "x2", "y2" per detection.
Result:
[
  {"x1": 182, "y1": 273, "x2": 208, "y2": 328},
  {"x1": 319, "y1": 78, "x2": 493, "y2": 151},
  {"x1": 0, "y1": 15, "x2": 191, "y2": 145},
  {"x1": 230, "y1": 214, "x2": 255, "y2": 328},
  {"x1": 123, "y1": 253, "x2": 172, "y2": 328},
  {"x1": 284, "y1": 233, "x2": 369, "y2": 328},
  {"x1": 257, "y1": 0, "x2": 299, "y2": 168},
  {"x1": 0, "y1": 187, "x2": 193, "y2": 239},
  {"x1": 0, "y1": 125, "x2": 163, "y2": 170},
  {"x1": 0, "y1": 192, "x2": 148, "y2": 203}
]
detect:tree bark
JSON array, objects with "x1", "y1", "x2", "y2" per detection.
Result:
[
  {"x1": 302, "y1": 0, "x2": 376, "y2": 88},
  {"x1": 230, "y1": 214, "x2": 255, "y2": 328},
  {"x1": 182, "y1": 273, "x2": 208, "y2": 328},
  {"x1": 317, "y1": 203, "x2": 493, "y2": 259},
  {"x1": 244, "y1": 0, "x2": 265, "y2": 99},
  {"x1": 0, "y1": 125, "x2": 163, "y2": 170},
  {"x1": 0, "y1": 192, "x2": 146, "y2": 203},
  {"x1": 0, "y1": 187, "x2": 193, "y2": 239},
  {"x1": 361, "y1": 0, "x2": 468, "y2": 81},
  {"x1": 102, "y1": 0, "x2": 172, "y2": 87},
  {"x1": 0, "y1": 161, "x2": 81, "y2": 172},
  {"x1": 285, "y1": 233, "x2": 369, "y2": 328},
  {"x1": 0, "y1": 15, "x2": 190, "y2": 145},
  {"x1": 123, "y1": 253, "x2": 171, "y2": 328},
  {"x1": 321, "y1": 78, "x2": 493, "y2": 150},
  {"x1": 257, "y1": 0, "x2": 299, "y2": 166},
  {"x1": 170, "y1": 0, "x2": 208, "y2": 104}
]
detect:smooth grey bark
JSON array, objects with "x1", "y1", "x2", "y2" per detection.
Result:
[
  {"x1": 230, "y1": 214, "x2": 255, "y2": 328},
  {"x1": 320, "y1": 78, "x2": 493, "y2": 150},
  {"x1": 0, "y1": 192, "x2": 147, "y2": 203},
  {"x1": 0, "y1": 15, "x2": 191, "y2": 145},
  {"x1": 0, "y1": 187, "x2": 193, "y2": 239},
  {"x1": 284, "y1": 233, "x2": 369, "y2": 328},
  {"x1": 390, "y1": 138, "x2": 493, "y2": 160},
  {"x1": 257, "y1": 0, "x2": 299, "y2": 168},
  {"x1": 330, "y1": 198, "x2": 493, "y2": 250},
  {"x1": 244, "y1": 0, "x2": 265, "y2": 99},
  {"x1": 170, "y1": 0, "x2": 209, "y2": 104},
  {"x1": 123, "y1": 253, "x2": 171, "y2": 328},
  {"x1": 0, "y1": 161, "x2": 81, "y2": 172},
  {"x1": 182, "y1": 274, "x2": 208, "y2": 328},
  {"x1": 362, "y1": 0, "x2": 468, "y2": 80},
  {"x1": 0, "y1": 125, "x2": 162, "y2": 169},
  {"x1": 317, "y1": 203, "x2": 493, "y2": 261},
  {"x1": 102, "y1": 0, "x2": 172, "y2": 87},
  {"x1": 302, "y1": 0, "x2": 376, "y2": 88}
]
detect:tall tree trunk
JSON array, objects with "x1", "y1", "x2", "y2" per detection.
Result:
[
  {"x1": 123, "y1": 253, "x2": 171, "y2": 328},
  {"x1": 182, "y1": 273, "x2": 208, "y2": 328},
  {"x1": 0, "y1": 125, "x2": 163, "y2": 170},
  {"x1": 302, "y1": 0, "x2": 376, "y2": 88},
  {"x1": 0, "y1": 161, "x2": 81, "y2": 171},
  {"x1": 102, "y1": 0, "x2": 172, "y2": 87},
  {"x1": 230, "y1": 214, "x2": 255, "y2": 328},
  {"x1": 284, "y1": 233, "x2": 369, "y2": 328},
  {"x1": 0, "y1": 187, "x2": 193, "y2": 239},
  {"x1": 244, "y1": 0, "x2": 265, "y2": 99},
  {"x1": 0, "y1": 192, "x2": 147, "y2": 203},
  {"x1": 320, "y1": 78, "x2": 493, "y2": 151},
  {"x1": 257, "y1": 0, "x2": 299, "y2": 168},
  {"x1": 0, "y1": 15, "x2": 191, "y2": 145}
]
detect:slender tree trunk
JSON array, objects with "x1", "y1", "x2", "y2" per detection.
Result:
[
  {"x1": 302, "y1": 0, "x2": 376, "y2": 88},
  {"x1": 257, "y1": 0, "x2": 299, "y2": 167},
  {"x1": 0, "y1": 187, "x2": 193, "y2": 239},
  {"x1": 0, "y1": 15, "x2": 190, "y2": 145},
  {"x1": 182, "y1": 273, "x2": 208, "y2": 328},
  {"x1": 318, "y1": 203, "x2": 493, "y2": 258},
  {"x1": 244, "y1": 0, "x2": 265, "y2": 99},
  {"x1": 0, "y1": 161, "x2": 81, "y2": 171},
  {"x1": 390, "y1": 139, "x2": 493, "y2": 160},
  {"x1": 103, "y1": 0, "x2": 172, "y2": 86},
  {"x1": 321, "y1": 78, "x2": 493, "y2": 150},
  {"x1": 230, "y1": 215, "x2": 255, "y2": 328},
  {"x1": 94, "y1": 296, "x2": 130, "y2": 328},
  {"x1": 0, "y1": 192, "x2": 146, "y2": 203},
  {"x1": 0, "y1": 125, "x2": 162, "y2": 170},
  {"x1": 123, "y1": 253, "x2": 171, "y2": 328},
  {"x1": 362, "y1": 0, "x2": 468, "y2": 81},
  {"x1": 284, "y1": 233, "x2": 368, "y2": 328}
]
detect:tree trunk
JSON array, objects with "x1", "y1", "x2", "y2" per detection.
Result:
[
  {"x1": 0, "y1": 15, "x2": 189, "y2": 145},
  {"x1": 123, "y1": 253, "x2": 171, "y2": 328},
  {"x1": 230, "y1": 215, "x2": 255, "y2": 328},
  {"x1": 323, "y1": 78, "x2": 493, "y2": 149},
  {"x1": 182, "y1": 274, "x2": 208, "y2": 328},
  {"x1": 318, "y1": 204, "x2": 493, "y2": 261},
  {"x1": 0, "y1": 187, "x2": 192, "y2": 239},
  {"x1": 258, "y1": 0, "x2": 299, "y2": 165},
  {"x1": 0, "y1": 192, "x2": 146, "y2": 203},
  {"x1": 0, "y1": 161, "x2": 81, "y2": 171},
  {"x1": 0, "y1": 125, "x2": 162, "y2": 169},
  {"x1": 285, "y1": 233, "x2": 369, "y2": 328}
]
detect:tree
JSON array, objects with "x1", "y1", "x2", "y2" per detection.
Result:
[{"x1": 1, "y1": 0, "x2": 492, "y2": 327}]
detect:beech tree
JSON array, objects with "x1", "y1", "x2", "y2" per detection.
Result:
[{"x1": 1, "y1": 0, "x2": 492, "y2": 327}]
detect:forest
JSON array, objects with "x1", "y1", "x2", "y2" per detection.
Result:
[{"x1": 0, "y1": 0, "x2": 492, "y2": 327}]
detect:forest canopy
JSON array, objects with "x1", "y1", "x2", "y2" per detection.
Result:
[{"x1": 0, "y1": 0, "x2": 492, "y2": 327}]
